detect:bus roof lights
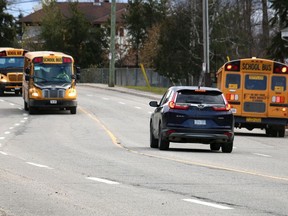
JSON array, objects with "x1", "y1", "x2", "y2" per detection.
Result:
[
  {"x1": 33, "y1": 57, "x2": 43, "y2": 63},
  {"x1": 225, "y1": 61, "x2": 240, "y2": 72},
  {"x1": 63, "y1": 57, "x2": 72, "y2": 63},
  {"x1": 281, "y1": 66, "x2": 288, "y2": 73},
  {"x1": 0, "y1": 51, "x2": 6, "y2": 57}
]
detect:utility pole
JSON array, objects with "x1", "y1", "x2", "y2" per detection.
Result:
[
  {"x1": 199, "y1": 0, "x2": 209, "y2": 86},
  {"x1": 109, "y1": 0, "x2": 116, "y2": 87}
]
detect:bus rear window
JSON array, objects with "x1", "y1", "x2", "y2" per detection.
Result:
[
  {"x1": 271, "y1": 76, "x2": 286, "y2": 91},
  {"x1": 245, "y1": 75, "x2": 267, "y2": 90},
  {"x1": 225, "y1": 74, "x2": 240, "y2": 89}
]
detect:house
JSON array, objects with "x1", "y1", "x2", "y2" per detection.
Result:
[{"x1": 19, "y1": 0, "x2": 130, "y2": 64}]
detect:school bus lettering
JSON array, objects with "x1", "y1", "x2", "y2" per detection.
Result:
[
  {"x1": 262, "y1": 64, "x2": 271, "y2": 71},
  {"x1": 249, "y1": 94, "x2": 266, "y2": 101},
  {"x1": 242, "y1": 63, "x2": 260, "y2": 71},
  {"x1": 43, "y1": 57, "x2": 62, "y2": 63},
  {"x1": 7, "y1": 50, "x2": 23, "y2": 56}
]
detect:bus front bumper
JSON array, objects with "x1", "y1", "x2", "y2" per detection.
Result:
[{"x1": 29, "y1": 99, "x2": 77, "y2": 109}]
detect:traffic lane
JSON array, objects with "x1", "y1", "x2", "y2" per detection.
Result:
[
  {"x1": 0, "y1": 101, "x2": 248, "y2": 216},
  {"x1": 77, "y1": 86, "x2": 288, "y2": 178},
  {"x1": 0, "y1": 92, "x2": 287, "y2": 215}
]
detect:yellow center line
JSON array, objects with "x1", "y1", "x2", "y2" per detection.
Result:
[{"x1": 80, "y1": 106, "x2": 288, "y2": 182}]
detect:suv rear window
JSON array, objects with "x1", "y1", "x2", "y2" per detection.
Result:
[{"x1": 176, "y1": 90, "x2": 224, "y2": 104}]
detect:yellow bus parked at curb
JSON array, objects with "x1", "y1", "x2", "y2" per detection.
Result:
[
  {"x1": 0, "y1": 47, "x2": 28, "y2": 95},
  {"x1": 22, "y1": 51, "x2": 80, "y2": 114},
  {"x1": 216, "y1": 57, "x2": 288, "y2": 137}
]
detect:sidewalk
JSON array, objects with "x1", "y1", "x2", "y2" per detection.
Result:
[{"x1": 79, "y1": 83, "x2": 162, "y2": 100}]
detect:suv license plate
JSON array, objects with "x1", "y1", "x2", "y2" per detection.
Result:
[
  {"x1": 194, "y1": 120, "x2": 206, "y2": 125},
  {"x1": 50, "y1": 100, "x2": 57, "y2": 104}
]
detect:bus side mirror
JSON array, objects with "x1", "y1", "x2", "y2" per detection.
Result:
[
  {"x1": 25, "y1": 74, "x2": 30, "y2": 81},
  {"x1": 25, "y1": 67, "x2": 30, "y2": 74},
  {"x1": 76, "y1": 66, "x2": 81, "y2": 81}
]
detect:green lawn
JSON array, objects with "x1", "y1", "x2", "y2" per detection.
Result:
[{"x1": 125, "y1": 86, "x2": 168, "y2": 95}]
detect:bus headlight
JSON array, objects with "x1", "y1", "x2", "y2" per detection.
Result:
[
  {"x1": 29, "y1": 88, "x2": 41, "y2": 98},
  {"x1": 0, "y1": 75, "x2": 7, "y2": 82},
  {"x1": 68, "y1": 88, "x2": 77, "y2": 97}
]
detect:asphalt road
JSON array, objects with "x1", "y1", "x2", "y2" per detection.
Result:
[{"x1": 0, "y1": 84, "x2": 288, "y2": 216}]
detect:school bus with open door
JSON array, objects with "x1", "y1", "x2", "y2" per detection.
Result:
[
  {"x1": 22, "y1": 51, "x2": 80, "y2": 114},
  {"x1": 0, "y1": 47, "x2": 28, "y2": 95},
  {"x1": 217, "y1": 57, "x2": 288, "y2": 137}
]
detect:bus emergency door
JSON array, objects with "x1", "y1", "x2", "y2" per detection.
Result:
[{"x1": 242, "y1": 73, "x2": 269, "y2": 121}]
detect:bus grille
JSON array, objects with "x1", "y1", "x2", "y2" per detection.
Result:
[
  {"x1": 42, "y1": 89, "x2": 65, "y2": 98},
  {"x1": 7, "y1": 73, "x2": 23, "y2": 82}
]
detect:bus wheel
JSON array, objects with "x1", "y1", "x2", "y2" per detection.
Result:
[
  {"x1": 29, "y1": 107, "x2": 36, "y2": 115},
  {"x1": 70, "y1": 107, "x2": 77, "y2": 114},
  {"x1": 278, "y1": 126, "x2": 285, "y2": 137},
  {"x1": 24, "y1": 101, "x2": 28, "y2": 111}
]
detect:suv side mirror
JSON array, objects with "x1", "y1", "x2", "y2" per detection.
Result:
[{"x1": 149, "y1": 101, "x2": 159, "y2": 107}]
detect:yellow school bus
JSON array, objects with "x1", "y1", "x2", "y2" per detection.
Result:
[
  {"x1": 216, "y1": 57, "x2": 288, "y2": 137},
  {"x1": 22, "y1": 51, "x2": 80, "y2": 114},
  {"x1": 0, "y1": 47, "x2": 28, "y2": 95}
]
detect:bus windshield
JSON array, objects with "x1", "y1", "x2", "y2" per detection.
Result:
[
  {"x1": 33, "y1": 64, "x2": 72, "y2": 83},
  {"x1": 0, "y1": 57, "x2": 24, "y2": 68}
]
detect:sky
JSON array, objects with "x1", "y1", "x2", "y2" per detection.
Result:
[{"x1": 6, "y1": 0, "x2": 128, "y2": 18}]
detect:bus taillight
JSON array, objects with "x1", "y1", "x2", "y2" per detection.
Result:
[
  {"x1": 225, "y1": 61, "x2": 240, "y2": 72},
  {"x1": 273, "y1": 63, "x2": 288, "y2": 74},
  {"x1": 226, "y1": 93, "x2": 239, "y2": 101},
  {"x1": 272, "y1": 96, "x2": 285, "y2": 103}
]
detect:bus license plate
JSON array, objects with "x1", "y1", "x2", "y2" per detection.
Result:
[
  {"x1": 195, "y1": 120, "x2": 206, "y2": 125},
  {"x1": 246, "y1": 117, "x2": 261, "y2": 122},
  {"x1": 50, "y1": 100, "x2": 57, "y2": 104}
]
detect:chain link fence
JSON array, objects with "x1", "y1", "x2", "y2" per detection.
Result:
[{"x1": 80, "y1": 67, "x2": 173, "y2": 87}]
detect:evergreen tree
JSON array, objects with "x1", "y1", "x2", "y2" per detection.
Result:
[
  {"x1": 0, "y1": 0, "x2": 16, "y2": 46},
  {"x1": 268, "y1": 0, "x2": 288, "y2": 62}
]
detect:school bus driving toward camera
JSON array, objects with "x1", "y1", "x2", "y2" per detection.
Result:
[
  {"x1": 0, "y1": 47, "x2": 28, "y2": 95},
  {"x1": 217, "y1": 57, "x2": 288, "y2": 137},
  {"x1": 22, "y1": 51, "x2": 80, "y2": 114}
]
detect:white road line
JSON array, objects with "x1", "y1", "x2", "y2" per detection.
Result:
[
  {"x1": 9, "y1": 103, "x2": 15, "y2": 106},
  {"x1": 9, "y1": 127, "x2": 14, "y2": 130},
  {"x1": 14, "y1": 123, "x2": 20, "y2": 126},
  {"x1": 26, "y1": 162, "x2": 53, "y2": 169},
  {"x1": 4, "y1": 131, "x2": 10, "y2": 134},
  {"x1": 183, "y1": 199, "x2": 233, "y2": 210},
  {"x1": 86, "y1": 177, "x2": 120, "y2": 185},
  {"x1": 253, "y1": 153, "x2": 272, "y2": 158},
  {"x1": 102, "y1": 97, "x2": 109, "y2": 100},
  {"x1": 0, "y1": 137, "x2": 5, "y2": 140},
  {"x1": 118, "y1": 102, "x2": 125, "y2": 105},
  {"x1": 134, "y1": 106, "x2": 141, "y2": 109},
  {"x1": 0, "y1": 151, "x2": 8, "y2": 156}
]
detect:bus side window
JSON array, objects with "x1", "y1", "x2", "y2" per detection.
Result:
[{"x1": 225, "y1": 74, "x2": 240, "y2": 89}]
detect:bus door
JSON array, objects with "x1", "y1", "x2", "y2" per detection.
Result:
[{"x1": 242, "y1": 73, "x2": 268, "y2": 121}]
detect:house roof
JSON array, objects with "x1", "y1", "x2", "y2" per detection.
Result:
[{"x1": 19, "y1": 2, "x2": 128, "y2": 25}]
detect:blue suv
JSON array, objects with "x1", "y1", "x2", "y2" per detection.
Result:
[{"x1": 149, "y1": 86, "x2": 234, "y2": 153}]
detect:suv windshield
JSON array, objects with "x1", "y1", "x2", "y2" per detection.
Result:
[{"x1": 176, "y1": 90, "x2": 224, "y2": 104}]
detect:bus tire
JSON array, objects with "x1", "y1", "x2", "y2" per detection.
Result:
[
  {"x1": 70, "y1": 107, "x2": 77, "y2": 114},
  {"x1": 24, "y1": 101, "x2": 28, "y2": 111},
  {"x1": 278, "y1": 126, "x2": 285, "y2": 137},
  {"x1": 29, "y1": 107, "x2": 36, "y2": 115}
]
